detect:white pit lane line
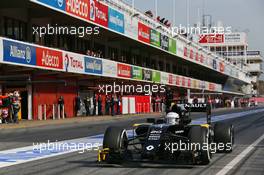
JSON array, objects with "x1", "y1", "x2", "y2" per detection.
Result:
[
  {"x1": 0, "y1": 108, "x2": 264, "y2": 169},
  {"x1": 216, "y1": 133, "x2": 264, "y2": 175}
]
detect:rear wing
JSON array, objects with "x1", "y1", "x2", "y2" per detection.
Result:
[{"x1": 177, "y1": 103, "x2": 212, "y2": 124}]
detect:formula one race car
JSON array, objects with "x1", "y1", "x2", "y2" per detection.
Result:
[{"x1": 98, "y1": 103, "x2": 234, "y2": 165}]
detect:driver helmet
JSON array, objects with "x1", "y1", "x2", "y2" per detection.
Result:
[{"x1": 165, "y1": 112, "x2": 180, "y2": 125}]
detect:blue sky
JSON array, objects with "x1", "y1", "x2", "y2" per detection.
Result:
[{"x1": 125, "y1": 0, "x2": 264, "y2": 78}]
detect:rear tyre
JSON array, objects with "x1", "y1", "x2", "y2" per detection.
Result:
[
  {"x1": 214, "y1": 123, "x2": 234, "y2": 153},
  {"x1": 103, "y1": 126, "x2": 128, "y2": 163},
  {"x1": 189, "y1": 126, "x2": 212, "y2": 165}
]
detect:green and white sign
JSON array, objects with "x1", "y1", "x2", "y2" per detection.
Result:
[
  {"x1": 150, "y1": 29, "x2": 160, "y2": 47},
  {"x1": 169, "y1": 38, "x2": 176, "y2": 54},
  {"x1": 152, "y1": 71, "x2": 161, "y2": 83},
  {"x1": 132, "y1": 66, "x2": 142, "y2": 80}
]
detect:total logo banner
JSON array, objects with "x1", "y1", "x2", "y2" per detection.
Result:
[
  {"x1": 89, "y1": 0, "x2": 108, "y2": 27},
  {"x1": 3, "y1": 40, "x2": 36, "y2": 66},
  {"x1": 63, "y1": 52, "x2": 84, "y2": 73},
  {"x1": 36, "y1": 47, "x2": 63, "y2": 70}
]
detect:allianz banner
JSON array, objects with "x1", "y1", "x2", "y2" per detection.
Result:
[
  {"x1": 3, "y1": 40, "x2": 36, "y2": 66},
  {"x1": 37, "y1": 0, "x2": 65, "y2": 11},
  {"x1": 160, "y1": 34, "x2": 169, "y2": 51},
  {"x1": 108, "y1": 7, "x2": 124, "y2": 33},
  {"x1": 150, "y1": 29, "x2": 160, "y2": 47},
  {"x1": 169, "y1": 38, "x2": 176, "y2": 54}
]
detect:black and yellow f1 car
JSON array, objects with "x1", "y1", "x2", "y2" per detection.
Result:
[{"x1": 98, "y1": 103, "x2": 234, "y2": 165}]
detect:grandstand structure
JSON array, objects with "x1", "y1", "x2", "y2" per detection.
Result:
[{"x1": 0, "y1": 0, "x2": 256, "y2": 120}]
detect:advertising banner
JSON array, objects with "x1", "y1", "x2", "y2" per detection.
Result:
[
  {"x1": 209, "y1": 83, "x2": 215, "y2": 91},
  {"x1": 84, "y1": 56, "x2": 102, "y2": 74},
  {"x1": 219, "y1": 61, "x2": 225, "y2": 73},
  {"x1": 89, "y1": 0, "x2": 108, "y2": 27},
  {"x1": 176, "y1": 39, "x2": 184, "y2": 58},
  {"x1": 169, "y1": 38, "x2": 176, "y2": 54},
  {"x1": 224, "y1": 33, "x2": 246, "y2": 45},
  {"x1": 117, "y1": 63, "x2": 131, "y2": 78},
  {"x1": 195, "y1": 50, "x2": 199, "y2": 62},
  {"x1": 132, "y1": 66, "x2": 142, "y2": 80},
  {"x1": 200, "y1": 53, "x2": 204, "y2": 63},
  {"x1": 102, "y1": 59, "x2": 117, "y2": 77},
  {"x1": 168, "y1": 74, "x2": 173, "y2": 84},
  {"x1": 172, "y1": 75, "x2": 176, "y2": 85},
  {"x1": 152, "y1": 71, "x2": 161, "y2": 83},
  {"x1": 143, "y1": 69, "x2": 152, "y2": 81},
  {"x1": 181, "y1": 77, "x2": 186, "y2": 87},
  {"x1": 205, "y1": 82, "x2": 209, "y2": 90},
  {"x1": 199, "y1": 34, "x2": 224, "y2": 44},
  {"x1": 200, "y1": 81, "x2": 205, "y2": 89},
  {"x1": 212, "y1": 59, "x2": 217, "y2": 70},
  {"x1": 36, "y1": 47, "x2": 63, "y2": 70},
  {"x1": 176, "y1": 76, "x2": 181, "y2": 86},
  {"x1": 200, "y1": 33, "x2": 246, "y2": 45},
  {"x1": 138, "y1": 22, "x2": 150, "y2": 43},
  {"x1": 3, "y1": 40, "x2": 36, "y2": 66},
  {"x1": 191, "y1": 79, "x2": 195, "y2": 88},
  {"x1": 160, "y1": 72, "x2": 168, "y2": 84},
  {"x1": 124, "y1": 14, "x2": 138, "y2": 39},
  {"x1": 184, "y1": 47, "x2": 188, "y2": 57},
  {"x1": 63, "y1": 52, "x2": 84, "y2": 73},
  {"x1": 37, "y1": 0, "x2": 65, "y2": 11},
  {"x1": 187, "y1": 78, "x2": 191, "y2": 87},
  {"x1": 208, "y1": 56, "x2": 213, "y2": 68},
  {"x1": 150, "y1": 29, "x2": 160, "y2": 47},
  {"x1": 160, "y1": 34, "x2": 169, "y2": 51},
  {"x1": 189, "y1": 49, "x2": 194, "y2": 59},
  {"x1": 108, "y1": 7, "x2": 124, "y2": 33},
  {"x1": 66, "y1": 0, "x2": 89, "y2": 20}
]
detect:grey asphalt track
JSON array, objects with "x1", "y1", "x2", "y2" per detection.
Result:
[{"x1": 0, "y1": 107, "x2": 264, "y2": 175}]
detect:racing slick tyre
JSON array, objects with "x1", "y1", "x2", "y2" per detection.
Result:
[
  {"x1": 103, "y1": 126, "x2": 128, "y2": 163},
  {"x1": 189, "y1": 126, "x2": 212, "y2": 165},
  {"x1": 214, "y1": 123, "x2": 234, "y2": 153}
]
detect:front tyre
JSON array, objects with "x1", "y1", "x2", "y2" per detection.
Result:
[
  {"x1": 214, "y1": 123, "x2": 234, "y2": 153},
  {"x1": 103, "y1": 126, "x2": 128, "y2": 163},
  {"x1": 189, "y1": 126, "x2": 212, "y2": 165}
]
